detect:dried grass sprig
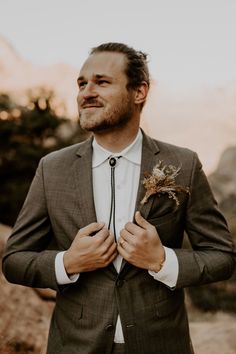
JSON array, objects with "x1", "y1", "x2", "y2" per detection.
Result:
[{"x1": 140, "y1": 161, "x2": 190, "y2": 206}]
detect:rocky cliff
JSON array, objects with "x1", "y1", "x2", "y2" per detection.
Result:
[{"x1": 209, "y1": 146, "x2": 236, "y2": 237}]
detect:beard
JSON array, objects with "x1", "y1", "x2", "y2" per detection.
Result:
[{"x1": 79, "y1": 93, "x2": 135, "y2": 133}]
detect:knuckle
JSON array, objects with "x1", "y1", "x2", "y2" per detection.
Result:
[
  {"x1": 102, "y1": 253, "x2": 109, "y2": 262},
  {"x1": 94, "y1": 236, "x2": 102, "y2": 246},
  {"x1": 101, "y1": 245, "x2": 108, "y2": 254},
  {"x1": 101, "y1": 229, "x2": 109, "y2": 237},
  {"x1": 142, "y1": 237, "x2": 148, "y2": 245},
  {"x1": 138, "y1": 230, "x2": 145, "y2": 239},
  {"x1": 120, "y1": 229, "x2": 125, "y2": 236},
  {"x1": 108, "y1": 233, "x2": 115, "y2": 242},
  {"x1": 132, "y1": 240, "x2": 138, "y2": 248},
  {"x1": 125, "y1": 222, "x2": 131, "y2": 229}
]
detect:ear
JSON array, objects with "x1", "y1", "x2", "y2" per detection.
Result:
[{"x1": 134, "y1": 81, "x2": 149, "y2": 106}]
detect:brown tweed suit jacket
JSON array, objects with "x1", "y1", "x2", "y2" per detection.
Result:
[{"x1": 3, "y1": 131, "x2": 235, "y2": 354}]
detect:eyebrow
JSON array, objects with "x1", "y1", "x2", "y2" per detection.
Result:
[{"x1": 77, "y1": 74, "x2": 113, "y2": 81}]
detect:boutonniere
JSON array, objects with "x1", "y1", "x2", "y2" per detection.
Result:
[{"x1": 140, "y1": 161, "x2": 190, "y2": 206}]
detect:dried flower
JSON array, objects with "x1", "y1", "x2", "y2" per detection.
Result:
[{"x1": 140, "y1": 161, "x2": 190, "y2": 206}]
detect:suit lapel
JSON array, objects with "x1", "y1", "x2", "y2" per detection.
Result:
[
  {"x1": 73, "y1": 137, "x2": 97, "y2": 227},
  {"x1": 134, "y1": 132, "x2": 160, "y2": 219},
  {"x1": 120, "y1": 131, "x2": 160, "y2": 273}
]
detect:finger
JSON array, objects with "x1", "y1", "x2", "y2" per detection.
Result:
[
  {"x1": 135, "y1": 211, "x2": 153, "y2": 230},
  {"x1": 98, "y1": 242, "x2": 118, "y2": 267},
  {"x1": 124, "y1": 220, "x2": 142, "y2": 235},
  {"x1": 119, "y1": 237, "x2": 134, "y2": 252},
  {"x1": 119, "y1": 237, "x2": 126, "y2": 248},
  {"x1": 117, "y1": 242, "x2": 131, "y2": 259},
  {"x1": 93, "y1": 227, "x2": 110, "y2": 243},
  {"x1": 120, "y1": 228, "x2": 133, "y2": 241},
  {"x1": 77, "y1": 222, "x2": 105, "y2": 238},
  {"x1": 104, "y1": 247, "x2": 118, "y2": 265},
  {"x1": 108, "y1": 230, "x2": 116, "y2": 242},
  {"x1": 99, "y1": 232, "x2": 116, "y2": 250},
  {"x1": 120, "y1": 229, "x2": 136, "y2": 246},
  {"x1": 106, "y1": 242, "x2": 118, "y2": 258}
]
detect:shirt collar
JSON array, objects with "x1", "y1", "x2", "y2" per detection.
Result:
[{"x1": 92, "y1": 129, "x2": 143, "y2": 168}]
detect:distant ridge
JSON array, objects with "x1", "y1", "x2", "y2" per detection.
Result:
[
  {"x1": 0, "y1": 34, "x2": 21, "y2": 60},
  {"x1": 0, "y1": 34, "x2": 78, "y2": 117}
]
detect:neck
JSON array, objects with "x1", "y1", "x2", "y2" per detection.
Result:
[{"x1": 93, "y1": 121, "x2": 140, "y2": 153}]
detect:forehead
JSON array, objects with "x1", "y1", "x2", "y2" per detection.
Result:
[{"x1": 79, "y1": 52, "x2": 127, "y2": 79}]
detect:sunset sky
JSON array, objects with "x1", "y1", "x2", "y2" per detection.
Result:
[{"x1": 1, "y1": 0, "x2": 236, "y2": 92}]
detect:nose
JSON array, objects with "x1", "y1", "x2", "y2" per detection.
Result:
[{"x1": 80, "y1": 82, "x2": 98, "y2": 99}]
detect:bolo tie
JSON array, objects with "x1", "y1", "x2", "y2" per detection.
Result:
[{"x1": 107, "y1": 155, "x2": 122, "y2": 243}]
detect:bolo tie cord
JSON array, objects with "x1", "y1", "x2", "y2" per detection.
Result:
[{"x1": 108, "y1": 156, "x2": 122, "y2": 243}]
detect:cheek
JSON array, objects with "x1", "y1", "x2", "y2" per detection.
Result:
[{"x1": 77, "y1": 94, "x2": 82, "y2": 108}]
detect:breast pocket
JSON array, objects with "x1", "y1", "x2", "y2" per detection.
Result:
[
  {"x1": 147, "y1": 210, "x2": 184, "y2": 247},
  {"x1": 148, "y1": 209, "x2": 179, "y2": 226}
]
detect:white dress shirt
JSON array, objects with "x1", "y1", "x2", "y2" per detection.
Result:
[{"x1": 55, "y1": 129, "x2": 179, "y2": 343}]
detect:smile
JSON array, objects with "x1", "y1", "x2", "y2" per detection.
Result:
[
  {"x1": 82, "y1": 104, "x2": 103, "y2": 109},
  {"x1": 83, "y1": 106, "x2": 101, "y2": 109}
]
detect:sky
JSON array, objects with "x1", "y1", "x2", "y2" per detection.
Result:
[{"x1": 1, "y1": 0, "x2": 236, "y2": 92}]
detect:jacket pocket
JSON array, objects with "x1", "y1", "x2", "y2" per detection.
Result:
[
  {"x1": 54, "y1": 298, "x2": 83, "y2": 346},
  {"x1": 155, "y1": 292, "x2": 184, "y2": 318},
  {"x1": 147, "y1": 209, "x2": 180, "y2": 226}
]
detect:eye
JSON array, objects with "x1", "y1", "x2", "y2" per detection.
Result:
[
  {"x1": 97, "y1": 79, "x2": 109, "y2": 86},
  {"x1": 77, "y1": 81, "x2": 87, "y2": 90}
]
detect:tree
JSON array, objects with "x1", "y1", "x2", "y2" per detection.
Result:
[{"x1": 0, "y1": 90, "x2": 88, "y2": 226}]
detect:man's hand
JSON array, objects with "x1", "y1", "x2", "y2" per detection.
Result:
[
  {"x1": 64, "y1": 222, "x2": 117, "y2": 275},
  {"x1": 118, "y1": 211, "x2": 165, "y2": 272}
]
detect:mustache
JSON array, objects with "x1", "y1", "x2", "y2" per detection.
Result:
[{"x1": 81, "y1": 98, "x2": 103, "y2": 108}]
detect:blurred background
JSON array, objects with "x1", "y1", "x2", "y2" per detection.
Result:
[{"x1": 0, "y1": 0, "x2": 236, "y2": 353}]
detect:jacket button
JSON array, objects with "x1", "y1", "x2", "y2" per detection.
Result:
[
  {"x1": 105, "y1": 324, "x2": 114, "y2": 331},
  {"x1": 116, "y1": 279, "x2": 124, "y2": 287}
]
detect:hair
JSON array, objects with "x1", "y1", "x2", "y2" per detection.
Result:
[{"x1": 90, "y1": 42, "x2": 150, "y2": 90}]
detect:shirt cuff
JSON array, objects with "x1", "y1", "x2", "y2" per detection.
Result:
[
  {"x1": 55, "y1": 251, "x2": 80, "y2": 285},
  {"x1": 148, "y1": 247, "x2": 179, "y2": 288}
]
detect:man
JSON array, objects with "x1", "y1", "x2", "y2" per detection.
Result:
[{"x1": 2, "y1": 43, "x2": 235, "y2": 354}]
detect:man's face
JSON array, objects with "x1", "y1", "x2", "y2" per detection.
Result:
[{"x1": 77, "y1": 52, "x2": 136, "y2": 132}]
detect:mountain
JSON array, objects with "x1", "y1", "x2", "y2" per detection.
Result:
[
  {"x1": 0, "y1": 34, "x2": 23, "y2": 74},
  {"x1": 0, "y1": 35, "x2": 78, "y2": 117}
]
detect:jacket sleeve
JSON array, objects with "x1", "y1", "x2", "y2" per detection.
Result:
[
  {"x1": 175, "y1": 153, "x2": 236, "y2": 288},
  {"x1": 2, "y1": 158, "x2": 61, "y2": 292}
]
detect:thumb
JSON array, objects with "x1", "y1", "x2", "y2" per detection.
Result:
[
  {"x1": 135, "y1": 211, "x2": 151, "y2": 230},
  {"x1": 77, "y1": 222, "x2": 105, "y2": 238}
]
